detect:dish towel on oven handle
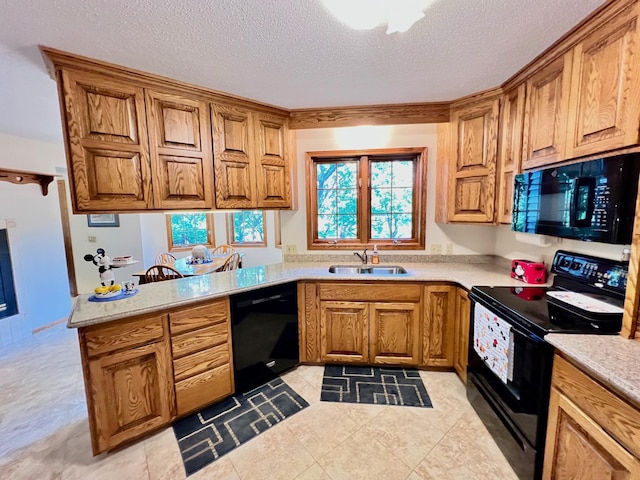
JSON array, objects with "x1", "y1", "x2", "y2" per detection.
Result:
[{"x1": 473, "y1": 302, "x2": 515, "y2": 384}]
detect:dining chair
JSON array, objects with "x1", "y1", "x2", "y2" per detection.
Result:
[
  {"x1": 155, "y1": 252, "x2": 177, "y2": 264},
  {"x1": 144, "y1": 264, "x2": 184, "y2": 283},
  {"x1": 221, "y1": 252, "x2": 241, "y2": 271},
  {"x1": 211, "y1": 244, "x2": 236, "y2": 256}
]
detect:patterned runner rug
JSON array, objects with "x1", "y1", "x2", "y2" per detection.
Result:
[
  {"x1": 321, "y1": 365, "x2": 432, "y2": 408},
  {"x1": 173, "y1": 377, "x2": 308, "y2": 476}
]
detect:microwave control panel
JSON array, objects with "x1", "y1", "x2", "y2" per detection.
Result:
[
  {"x1": 591, "y1": 181, "x2": 610, "y2": 228},
  {"x1": 552, "y1": 251, "x2": 628, "y2": 294}
]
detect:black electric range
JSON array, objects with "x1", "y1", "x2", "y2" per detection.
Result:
[{"x1": 466, "y1": 250, "x2": 628, "y2": 480}]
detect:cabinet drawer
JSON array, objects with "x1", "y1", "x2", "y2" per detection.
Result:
[
  {"x1": 552, "y1": 355, "x2": 640, "y2": 459},
  {"x1": 83, "y1": 314, "x2": 165, "y2": 358},
  {"x1": 319, "y1": 283, "x2": 421, "y2": 302},
  {"x1": 173, "y1": 343, "x2": 230, "y2": 382},
  {"x1": 171, "y1": 323, "x2": 228, "y2": 359},
  {"x1": 175, "y1": 364, "x2": 233, "y2": 416},
  {"x1": 169, "y1": 298, "x2": 228, "y2": 335}
]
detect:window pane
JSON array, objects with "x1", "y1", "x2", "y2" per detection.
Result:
[
  {"x1": 169, "y1": 213, "x2": 211, "y2": 247},
  {"x1": 316, "y1": 160, "x2": 358, "y2": 240},
  {"x1": 370, "y1": 159, "x2": 415, "y2": 240},
  {"x1": 371, "y1": 214, "x2": 392, "y2": 239},
  {"x1": 232, "y1": 211, "x2": 264, "y2": 243}
]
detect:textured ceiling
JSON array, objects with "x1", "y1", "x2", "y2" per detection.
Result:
[{"x1": 0, "y1": 0, "x2": 606, "y2": 143}]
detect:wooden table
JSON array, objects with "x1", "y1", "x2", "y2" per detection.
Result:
[{"x1": 133, "y1": 255, "x2": 238, "y2": 284}]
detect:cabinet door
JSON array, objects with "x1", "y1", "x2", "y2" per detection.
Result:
[
  {"x1": 566, "y1": 5, "x2": 640, "y2": 158},
  {"x1": 88, "y1": 341, "x2": 174, "y2": 453},
  {"x1": 522, "y1": 52, "x2": 573, "y2": 169},
  {"x1": 320, "y1": 301, "x2": 369, "y2": 363},
  {"x1": 370, "y1": 302, "x2": 421, "y2": 365},
  {"x1": 453, "y1": 288, "x2": 470, "y2": 383},
  {"x1": 448, "y1": 98, "x2": 499, "y2": 223},
  {"x1": 146, "y1": 90, "x2": 213, "y2": 209},
  {"x1": 497, "y1": 85, "x2": 525, "y2": 224},
  {"x1": 423, "y1": 285, "x2": 456, "y2": 367},
  {"x1": 211, "y1": 103, "x2": 257, "y2": 208},
  {"x1": 254, "y1": 112, "x2": 291, "y2": 208},
  {"x1": 60, "y1": 70, "x2": 153, "y2": 212},
  {"x1": 543, "y1": 387, "x2": 640, "y2": 479}
]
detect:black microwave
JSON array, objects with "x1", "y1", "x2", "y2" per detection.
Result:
[{"x1": 512, "y1": 154, "x2": 640, "y2": 244}]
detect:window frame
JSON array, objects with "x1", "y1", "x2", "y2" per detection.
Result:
[
  {"x1": 165, "y1": 213, "x2": 215, "y2": 252},
  {"x1": 226, "y1": 210, "x2": 267, "y2": 247},
  {"x1": 306, "y1": 147, "x2": 427, "y2": 250}
]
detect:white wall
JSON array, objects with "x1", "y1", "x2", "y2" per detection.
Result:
[
  {"x1": 0, "y1": 133, "x2": 71, "y2": 345},
  {"x1": 282, "y1": 124, "x2": 497, "y2": 256}
]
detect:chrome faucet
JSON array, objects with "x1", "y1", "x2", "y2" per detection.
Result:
[{"x1": 354, "y1": 249, "x2": 368, "y2": 264}]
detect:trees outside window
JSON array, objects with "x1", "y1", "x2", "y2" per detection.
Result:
[
  {"x1": 307, "y1": 147, "x2": 427, "y2": 249},
  {"x1": 228, "y1": 211, "x2": 266, "y2": 246},
  {"x1": 166, "y1": 213, "x2": 214, "y2": 251}
]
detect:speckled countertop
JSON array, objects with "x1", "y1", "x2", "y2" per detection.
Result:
[
  {"x1": 68, "y1": 261, "x2": 532, "y2": 328},
  {"x1": 545, "y1": 334, "x2": 640, "y2": 409}
]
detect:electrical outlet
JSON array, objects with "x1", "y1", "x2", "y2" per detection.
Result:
[
  {"x1": 284, "y1": 244, "x2": 297, "y2": 254},
  {"x1": 430, "y1": 243, "x2": 442, "y2": 255},
  {"x1": 445, "y1": 243, "x2": 453, "y2": 255},
  {"x1": 88, "y1": 235, "x2": 97, "y2": 243}
]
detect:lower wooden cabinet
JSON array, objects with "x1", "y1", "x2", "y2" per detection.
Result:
[
  {"x1": 453, "y1": 288, "x2": 470, "y2": 382},
  {"x1": 543, "y1": 355, "x2": 640, "y2": 479},
  {"x1": 370, "y1": 302, "x2": 421, "y2": 365},
  {"x1": 319, "y1": 301, "x2": 369, "y2": 363},
  {"x1": 78, "y1": 298, "x2": 234, "y2": 454},
  {"x1": 423, "y1": 285, "x2": 456, "y2": 367}
]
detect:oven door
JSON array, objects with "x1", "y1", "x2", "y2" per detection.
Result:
[{"x1": 467, "y1": 297, "x2": 553, "y2": 479}]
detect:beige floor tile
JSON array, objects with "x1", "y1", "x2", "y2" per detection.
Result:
[
  {"x1": 296, "y1": 463, "x2": 331, "y2": 480},
  {"x1": 228, "y1": 423, "x2": 314, "y2": 480},
  {"x1": 189, "y1": 455, "x2": 240, "y2": 480},
  {"x1": 326, "y1": 402, "x2": 384, "y2": 426},
  {"x1": 359, "y1": 406, "x2": 446, "y2": 468},
  {"x1": 285, "y1": 402, "x2": 359, "y2": 459},
  {"x1": 318, "y1": 429, "x2": 412, "y2": 480},
  {"x1": 144, "y1": 428, "x2": 188, "y2": 480}
]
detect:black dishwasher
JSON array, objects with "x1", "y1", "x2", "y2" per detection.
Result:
[{"x1": 230, "y1": 282, "x2": 299, "y2": 393}]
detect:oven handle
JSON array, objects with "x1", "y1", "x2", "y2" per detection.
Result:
[{"x1": 469, "y1": 294, "x2": 545, "y2": 343}]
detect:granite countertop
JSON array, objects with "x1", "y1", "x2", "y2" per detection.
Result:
[
  {"x1": 68, "y1": 261, "x2": 533, "y2": 328},
  {"x1": 546, "y1": 333, "x2": 640, "y2": 409}
]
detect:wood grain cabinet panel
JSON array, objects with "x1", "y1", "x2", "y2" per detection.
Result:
[
  {"x1": 211, "y1": 105, "x2": 292, "y2": 209},
  {"x1": 59, "y1": 69, "x2": 153, "y2": 211},
  {"x1": 423, "y1": 285, "x2": 456, "y2": 367},
  {"x1": 87, "y1": 341, "x2": 174, "y2": 454},
  {"x1": 453, "y1": 288, "x2": 470, "y2": 382},
  {"x1": 370, "y1": 302, "x2": 421, "y2": 365},
  {"x1": 320, "y1": 301, "x2": 369, "y2": 363},
  {"x1": 448, "y1": 98, "x2": 499, "y2": 223},
  {"x1": 522, "y1": 52, "x2": 573, "y2": 169},
  {"x1": 497, "y1": 85, "x2": 525, "y2": 224},
  {"x1": 175, "y1": 363, "x2": 233, "y2": 416},
  {"x1": 146, "y1": 90, "x2": 213, "y2": 209},
  {"x1": 566, "y1": 4, "x2": 640, "y2": 158}
]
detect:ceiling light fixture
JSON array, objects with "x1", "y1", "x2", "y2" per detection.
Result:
[{"x1": 322, "y1": 0, "x2": 435, "y2": 34}]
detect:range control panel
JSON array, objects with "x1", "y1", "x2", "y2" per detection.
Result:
[{"x1": 551, "y1": 250, "x2": 628, "y2": 295}]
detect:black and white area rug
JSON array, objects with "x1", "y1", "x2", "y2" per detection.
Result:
[
  {"x1": 173, "y1": 377, "x2": 309, "y2": 476},
  {"x1": 321, "y1": 365, "x2": 433, "y2": 408}
]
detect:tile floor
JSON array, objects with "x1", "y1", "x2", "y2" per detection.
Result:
[{"x1": 0, "y1": 324, "x2": 519, "y2": 479}]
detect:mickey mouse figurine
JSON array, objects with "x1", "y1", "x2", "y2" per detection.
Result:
[{"x1": 84, "y1": 248, "x2": 115, "y2": 286}]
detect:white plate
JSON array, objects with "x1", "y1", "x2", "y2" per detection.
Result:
[{"x1": 94, "y1": 289, "x2": 122, "y2": 299}]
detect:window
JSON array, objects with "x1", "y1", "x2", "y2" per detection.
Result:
[
  {"x1": 227, "y1": 210, "x2": 266, "y2": 246},
  {"x1": 166, "y1": 213, "x2": 214, "y2": 251},
  {"x1": 307, "y1": 148, "x2": 427, "y2": 249}
]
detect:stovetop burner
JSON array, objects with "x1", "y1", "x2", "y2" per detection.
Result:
[{"x1": 471, "y1": 251, "x2": 628, "y2": 336}]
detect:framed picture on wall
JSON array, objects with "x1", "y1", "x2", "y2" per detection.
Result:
[{"x1": 87, "y1": 214, "x2": 120, "y2": 227}]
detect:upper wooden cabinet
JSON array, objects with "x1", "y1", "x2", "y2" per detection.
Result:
[
  {"x1": 146, "y1": 90, "x2": 214, "y2": 210},
  {"x1": 565, "y1": 4, "x2": 640, "y2": 159},
  {"x1": 497, "y1": 85, "x2": 525, "y2": 224},
  {"x1": 211, "y1": 104, "x2": 291, "y2": 209},
  {"x1": 447, "y1": 97, "x2": 500, "y2": 223},
  {"x1": 522, "y1": 52, "x2": 573, "y2": 169},
  {"x1": 60, "y1": 70, "x2": 153, "y2": 211}
]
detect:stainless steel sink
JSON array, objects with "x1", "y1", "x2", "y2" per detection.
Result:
[{"x1": 328, "y1": 265, "x2": 407, "y2": 275}]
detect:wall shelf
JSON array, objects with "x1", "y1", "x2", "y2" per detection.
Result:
[{"x1": 0, "y1": 168, "x2": 56, "y2": 196}]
